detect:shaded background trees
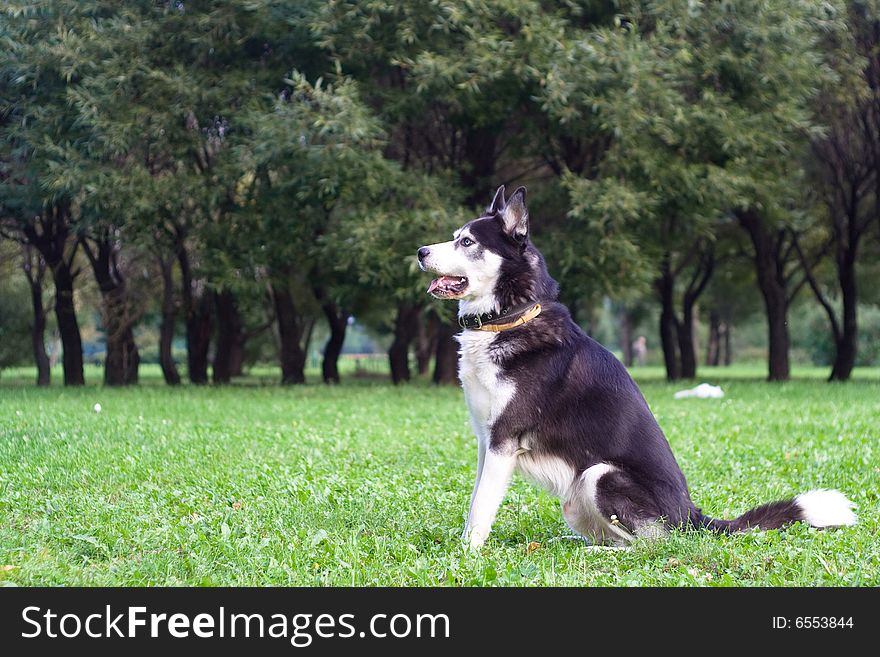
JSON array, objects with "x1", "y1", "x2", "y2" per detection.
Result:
[{"x1": 2, "y1": 0, "x2": 879, "y2": 385}]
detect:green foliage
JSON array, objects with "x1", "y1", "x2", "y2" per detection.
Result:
[
  {"x1": 315, "y1": 1, "x2": 557, "y2": 202},
  {"x1": 0, "y1": 1, "x2": 86, "y2": 220},
  {"x1": 540, "y1": 0, "x2": 846, "y2": 299},
  {"x1": 330, "y1": 167, "x2": 468, "y2": 318},
  {"x1": 36, "y1": 2, "x2": 324, "y2": 223},
  {"x1": 316, "y1": 1, "x2": 543, "y2": 118},
  {"x1": 2, "y1": 0, "x2": 878, "y2": 381},
  {"x1": 554, "y1": 173, "x2": 654, "y2": 300},
  {"x1": 646, "y1": 0, "x2": 841, "y2": 212},
  {"x1": 232, "y1": 73, "x2": 385, "y2": 273}
]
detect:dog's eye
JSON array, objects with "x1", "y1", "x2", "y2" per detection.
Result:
[{"x1": 461, "y1": 237, "x2": 474, "y2": 247}]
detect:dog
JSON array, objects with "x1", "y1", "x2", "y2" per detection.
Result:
[{"x1": 417, "y1": 185, "x2": 856, "y2": 549}]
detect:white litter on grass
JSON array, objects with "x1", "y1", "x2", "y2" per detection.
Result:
[
  {"x1": 673, "y1": 383, "x2": 724, "y2": 399},
  {"x1": 93, "y1": 403, "x2": 102, "y2": 413}
]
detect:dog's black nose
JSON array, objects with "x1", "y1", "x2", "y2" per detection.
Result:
[{"x1": 417, "y1": 247, "x2": 430, "y2": 262}]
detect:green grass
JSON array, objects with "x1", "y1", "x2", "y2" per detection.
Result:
[{"x1": 0, "y1": 366, "x2": 877, "y2": 586}]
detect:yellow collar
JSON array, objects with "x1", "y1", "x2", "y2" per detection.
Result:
[{"x1": 474, "y1": 303, "x2": 542, "y2": 332}]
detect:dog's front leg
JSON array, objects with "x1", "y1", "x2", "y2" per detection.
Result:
[
  {"x1": 464, "y1": 447, "x2": 517, "y2": 549},
  {"x1": 462, "y1": 436, "x2": 487, "y2": 539}
]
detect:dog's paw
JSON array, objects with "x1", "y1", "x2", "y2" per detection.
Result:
[{"x1": 467, "y1": 526, "x2": 489, "y2": 550}]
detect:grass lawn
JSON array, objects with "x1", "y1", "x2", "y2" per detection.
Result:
[{"x1": 0, "y1": 365, "x2": 877, "y2": 586}]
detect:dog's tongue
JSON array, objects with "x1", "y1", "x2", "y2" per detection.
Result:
[{"x1": 427, "y1": 276, "x2": 456, "y2": 294}]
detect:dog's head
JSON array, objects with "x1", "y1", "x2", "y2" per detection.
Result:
[{"x1": 417, "y1": 186, "x2": 558, "y2": 315}]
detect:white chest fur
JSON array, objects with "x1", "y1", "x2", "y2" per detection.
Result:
[
  {"x1": 457, "y1": 329, "x2": 577, "y2": 501},
  {"x1": 456, "y1": 330, "x2": 515, "y2": 441}
]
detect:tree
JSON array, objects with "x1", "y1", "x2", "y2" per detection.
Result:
[
  {"x1": 4, "y1": 0, "x2": 869, "y2": 390},
  {"x1": 664, "y1": 0, "x2": 842, "y2": 382},
  {"x1": 235, "y1": 73, "x2": 388, "y2": 384},
  {"x1": 736, "y1": 210, "x2": 827, "y2": 380},
  {"x1": 0, "y1": 2, "x2": 91, "y2": 385},
  {"x1": 549, "y1": 0, "x2": 843, "y2": 381},
  {"x1": 78, "y1": 232, "x2": 142, "y2": 385},
  {"x1": 36, "y1": 0, "x2": 331, "y2": 386},
  {"x1": 539, "y1": 10, "x2": 724, "y2": 379},
  {"x1": 803, "y1": 0, "x2": 880, "y2": 381}
]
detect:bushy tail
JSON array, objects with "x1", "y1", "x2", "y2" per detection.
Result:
[{"x1": 699, "y1": 489, "x2": 856, "y2": 533}]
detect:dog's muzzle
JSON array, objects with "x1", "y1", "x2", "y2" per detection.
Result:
[{"x1": 417, "y1": 246, "x2": 430, "y2": 271}]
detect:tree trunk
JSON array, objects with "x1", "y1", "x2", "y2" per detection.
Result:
[
  {"x1": 52, "y1": 261, "x2": 85, "y2": 386},
  {"x1": 22, "y1": 247, "x2": 50, "y2": 386},
  {"x1": 793, "y1": 220, "x2": 860, "y2": 383},
  {"x1": 722, "y1": 320, "x2": 732, "y2": 366},
  {"x1": 677, "y1": 309, "x2": 697, "y2": 380},
  {"x1": 679, "y1": 254, "x2": 714, "y2": 379},
  {"x1": 765, "y1": 299, "x2": 790, "y2": 382},
  {"x1": 655, "y1": 261, "x2": 680, "y2": 381},
  {"x1": 388, "y1": 302, "x2": 419, "y2": 384},
  {"x1": 22, "y1": 203, "x2": 84, "y2": 386},
  {"x1": 433, "y1": 320, "x2": 459, "y2": 385},
  {"x1": 187, "y1": 291, "x2": 213, "y2": 384},
  {"x1": 321, "y1": 300, "x2": 349, "y2": 384},
  {"x1": 158, "y1": 255, "x2": 181, "y2": 385},
  {"x1": 738, "y1": 210, "x2": 790, "y2": 382},
  {"x1": 619, "y1": 308, "x2": 634, "y2": 367},
  {"x1": 829, "y1": 245, "x2": 858, "y2": 381},
  {"x1": 102, "y1": 288, "x2": 140, "y2": 386},
  {"x1": 706, "y1": 310, "x2": 721, "y2": 367},
  {"x1": 82, "y1": 237, "x2": 140, "y2": 386},
  {"x1": 213, "y1": 289, "x2": 245, "y2": 384},
  {"x1": 271, "y1": 283, "x2": 307, "y2": 384},
  {"x1": 29, "y1": 281, "x2": 51, "y2": 386},
  {"x1": 177, "y1": 244, "x2": 212, "y2": 384},
  {"x1": 415, "y1": 312, "x2": 438, "y2": 376}
]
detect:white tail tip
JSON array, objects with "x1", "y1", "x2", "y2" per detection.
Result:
[{"x1": 796, "y1": 489, "x2": 857, "y2": 528}]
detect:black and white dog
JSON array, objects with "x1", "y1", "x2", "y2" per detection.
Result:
[{"x1": 418, "y1": 186, "x2": 856, "y2": 549}]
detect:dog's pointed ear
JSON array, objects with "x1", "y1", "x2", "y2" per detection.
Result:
[
  {"x1": 501, "y1": 186, "x2": 528, "y2": 241},
  {"x1": 488, "y1": 185, "x2": 506, "y2": 214}
]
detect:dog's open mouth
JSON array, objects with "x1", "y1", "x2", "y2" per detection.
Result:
[{"x1": 427, "y1": 275, "x2": 469, "y2": 299}]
